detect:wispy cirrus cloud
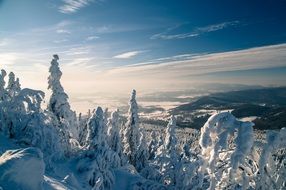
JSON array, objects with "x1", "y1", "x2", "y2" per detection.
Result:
[
  {"x1": 94, "y1": 43, "x2": 286, "y2": 93},
  {"x1": 53, "y1": 39, "x2": 69, "y2": 44},
  {"x1": 86, "y1": 35, "x2": 99, "y2": 41},
  {"x1": 113, "y1": 51, "x2": 143, "y2": 59},
  {"x1": 59, "y1": 0, "x2": 94, "y2": 14},
  {"x1": 151, "y1": 21, "x2": 240, "y2": 40},
  {"x1": 56, "y1": 29, "x2": 71, "y2": 34},
  {"x1": 151, "y1": 33, "x2": 199, "y2": 40},
  {"x1": 196, "y1": 21, "x2": 239, "y2": 33},
  {"x1": 127, "y1": 53, "x2": 204, "y2": 67},
  {"x1": 111, "y1": 43, "x2": 286, "y2": 76}
]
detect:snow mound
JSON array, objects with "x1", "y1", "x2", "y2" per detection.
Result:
[{"x1": 0, "y1": 147, "x2": 45, "y2": 190}]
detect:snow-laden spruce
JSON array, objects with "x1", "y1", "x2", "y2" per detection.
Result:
[
  {"x1": 199, "y1": 111, "x2": 255, "y2": 190},
  {"x1": 107, "y1": 110, "x2": 126, "y2": 165},
  {"x1": 122, "y1": 89, "x2": 150, "y2": 173},
  {"x1": 77, "y1": 107, "x2": 120, "y2": 190},
  {"x1": 135, "y1": 130, "x2": 150, "y2": 172},
  {"x1": 157, "y1": 115, "x2": 181, "y2": 187},
  {"x1": 148, "y1": 131, "x2": 159, "y2": 160},
  {"x1": 123, "y1": 90, "x2": 141, "y2": 166},
  {"x1": 103, "y1": 108, "x2": 109, "y2": 136},
  {"x1": 78, "y1": 110, "x2": 93, "y2": 146},
  {"x1": 0, "y1": 69, "x2": 6, "y2": 101},
  {"x1": 6, "y1": 72, "x2": 21, "y2": 98},
  {"x1": 47, "y1": 54, "x2": 78, "y2": 140}
]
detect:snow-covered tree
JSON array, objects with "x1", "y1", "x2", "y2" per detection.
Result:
[
  {"x1": 0, "y1": 88, "x2": 44, "y2": 138},
  {"x1": 77, "y1": 107, "x2": 120, "y2": 190},
  {"x1": 158, "y1": 115, "x2": 180, "y2": 187},
  {"x1": 85, "y1": 107, "x2": 106, "y2": 148},
  {"x1": 157, "y1": 129, "x2": 164, "y2": 150},
  {"x1": 0, "y1": 85, "x2": 65, "y2": 164},
  {"x1": 78, "y1": 110, "x2": 93, "y2": 146},
  {"x1": 123, "y1": 89, "x2": 140, "y2": 166},
  {"x1": 199, "y1": 111, "x2": 255, "y2": 190},
  {"x1": 47, "y1": 54, "x2": 78, "y2": 140},
  {"x1": 6, "y1": 72, "x2": 21, "y2": 98},
  {"x1": 135, "y1": 131, "x2": 150, "y2": 172},
  {"x1": 103, "y1": 108, "x2": 109, "y2": 136},
  {"x1": 122, "y1": 90, "x2": 151, "y2": 172},
  {"x1": 148, "y1": 131, "x2": 159, "y2": 160},
  {"x1": 107, "y1": 110, "x2": 126, "y2": 165},
  {"x1": 0, "y1": 69, "x2": 7, "y2": 101},
  {"x1": 256, "y1": 127, "x2": 286, "y2": 190}
]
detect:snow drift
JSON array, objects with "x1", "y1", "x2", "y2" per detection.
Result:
[{"x1": 0, "y1": 147, "x2": 45, "y2": 190}]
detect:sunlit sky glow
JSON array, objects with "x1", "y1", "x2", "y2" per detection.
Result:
[{"x1": 1, "y1": 0, "x2": 286, "y2": 112}]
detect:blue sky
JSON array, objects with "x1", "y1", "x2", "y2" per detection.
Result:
[
  {"x1": 0, "y1": 0, "x2": 286, "y2": 111},
  {"x1": 1, "y1": 0, "x2": 286, "y2": 66}
]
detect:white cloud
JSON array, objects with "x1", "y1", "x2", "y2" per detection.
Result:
[
  {"x1": 196, "y1": 21, "x2": 239, "y2": 33},
  {"x1": 99, "y1": 43, "x2": 286, "y2": 91},
  {"x1": 0, "y1": 53, "x2": 23, "y2": 66},
  {"x1": 151, "y1": 33, "x2": 198, "y2": 40},
  {"x1": 113, "y1": 51, "x2": 143, "y2": 59},
  {"x1": 66, "y1": 57, "x2": 92, "y2": 66},
  {"x1": 56, "y1": 29, "x2": 71, "y2": 34},
  {"x1": 128, "y1": 53, "x2": 203, "y2": 67},
  {"x1": 151, "y1": 21, "x2": 240, "y2": 40},
  {"x1": 86, "y1": 36, "x2": 99, "y2": 41},
  {"x1": 125, "y1": 43, "x2": 286, "y2": 73},
  {"x1": 59, "y1": 0, "x2": 93, "y2": 14},
  {"x1": 53, "y1": 39, "x2": 69, "y2": 43}
]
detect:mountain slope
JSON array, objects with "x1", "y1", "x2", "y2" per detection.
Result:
[{"x1": 171, "y1": 87, "x2": 286, "y2": 129}]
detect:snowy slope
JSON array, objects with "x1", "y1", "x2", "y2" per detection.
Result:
[
  {"x1": 0, "y1": 147, "x2": 44, "y2": 190},
  {"x1": 0, "y1": 133, "x2": 141, "y2": 190}
]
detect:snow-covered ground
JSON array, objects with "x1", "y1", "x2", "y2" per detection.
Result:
[{"x1": 0, "y1": 133, "x2": 144, "y2": 190}]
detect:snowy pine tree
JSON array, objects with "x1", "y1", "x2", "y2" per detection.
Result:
[
  {"x1": 47, "y1": 54, "x2": 78, "y2": 140},
  {"x1": 85, "y1": 107, "x2": 105, "y2": 149},
  {"x1": 78, "y1": 110, "x2": 93, "y2": 146},
  {"x1": 6, "y1": 72, "x2": 21, "y2": 99},
  {"x1": 148, "y1": 131, "x2": 159, "y2": 160},
  {"x1": 135, "y1": 130, "x2": 150, "y2": 172},
  {"x1": 0, "y1": 69, "x2": 7, "y2": 101},
  {"x1": 107, "y1": 110, "x2": 126, "y2": 165},
  {"x1": 103, "y1": 108, "x2": 109, "y2": 136},
  {"x1": 77, "y1": 107, "x2": 120, "y2": 190},
  {"x1": 123, "y1": 89, "x2": 140, "y2": 166},
  {"x1": 158, "y1": 115, "x2": 180, "y2": 187}
]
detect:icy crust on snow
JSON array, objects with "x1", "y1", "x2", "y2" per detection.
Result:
[{"x1": 0, "y1": 147, "x2": 45, "y2": 190}]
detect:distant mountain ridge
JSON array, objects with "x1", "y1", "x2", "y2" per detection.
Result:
[{"x1": 171, "y1": 87, "x2": 286, "y2": 130}]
